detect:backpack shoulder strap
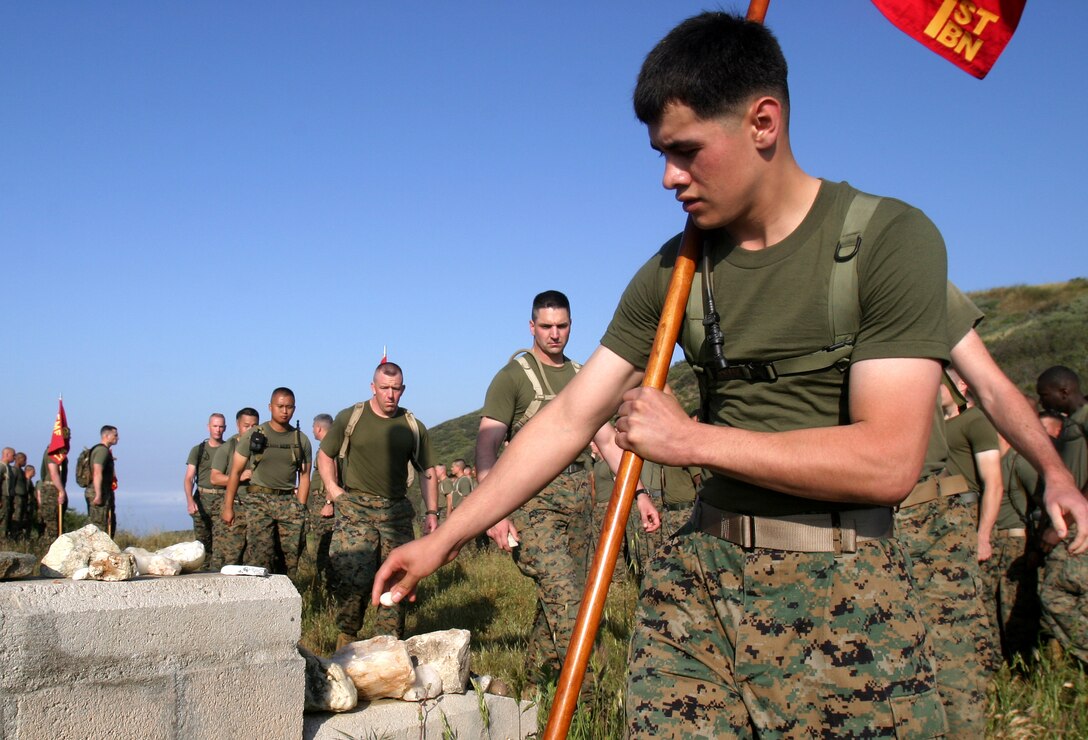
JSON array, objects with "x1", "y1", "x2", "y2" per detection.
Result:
[
  {"x1": 828, "y1": 191, "x2": 881, "y2": 344},
  {"x1": 338, "y1": 403, "x2": 368, "y2": 463},
  {"x1": 403, "y1": 410, "x2": 423, "y2": 472},
  {"x1": 686, "y1": 192, "x2": 883, "y2": 384}
]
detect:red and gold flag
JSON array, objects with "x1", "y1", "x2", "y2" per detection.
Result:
[
  {"x1": 47, "y1": 398, "x2": 71, "y2": 463},
  {"x1": 872, "y1": 0, "x2": 1026, "y2": 79}
]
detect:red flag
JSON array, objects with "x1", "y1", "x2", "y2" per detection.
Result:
[
  {"x1": 872, "y1": 0, "x2": 1026, "y2": 79},
  {"x1": 47, "y1": 398, "x2": 71, "y2": 462},
  {"x1": 381, "y1": 345, "x2": 388, "y2": 364}
]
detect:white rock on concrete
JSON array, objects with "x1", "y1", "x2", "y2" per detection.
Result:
[
  {"x1": 300, "y1": 644, "x2": 357, "y2": 713},
  {"x1": 303, "y1": 692, "x2": 537, "y2": 740},
  {"x1": 405, "y1": 628, "x2": 471, "y2": 694},
  {"x1": 331, "y1": 635, "x2": 415, "y2": 701},
  {"x1": 85, "y1": 551, "x2": 137, "y2": 581},
  {"x1": 0, "y1": 551, "x2": 36, "y2": 579},
  {"x1": 40, "y1": 524, "x2": 120, "y2": 578},
  {"x1": 124, "y1": 547, "x2": 183, "y2": 576},
  {"x1": 155, "y1": 541, "x2": 205, "y2": 573},
  {"x1": 401, "y1": 663, "x2": 442, "y2": 701}
]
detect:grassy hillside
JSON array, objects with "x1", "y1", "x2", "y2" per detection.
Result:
[{"x1": 429, "y1": 278, "x2": 1088, "y2": 461}]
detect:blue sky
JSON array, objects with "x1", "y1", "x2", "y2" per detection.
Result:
[{"x1": 2, "y1": 1, "x2": 1085, "y2": 533}]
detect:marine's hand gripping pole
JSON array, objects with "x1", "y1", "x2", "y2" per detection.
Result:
[{"x1": 542, "y1": 4, "x2": 769, "y2": 735}]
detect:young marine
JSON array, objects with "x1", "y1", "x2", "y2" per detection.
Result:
[
  {"x1": 223, "y1": 389, "x2": 311, "y2": 578},
  {"x1": 85, "y1": 426, "x2": 119, "y2": 537},
  {"x1": 211, "y1": 408, "x2": 260, "y2": 569},
  {"x1": 183, "y1": 413, "x2": 227, "y2": 563},
  {"x1": 316, "y1": 362, "x2": 440, "y2": 647},
  {"x1": 375, "y1": 13, "x2": 1088, "y2": 735}
]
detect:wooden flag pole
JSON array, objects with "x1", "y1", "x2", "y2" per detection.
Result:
[{"x1": 541, "y1": 4, "x2": 769, "y2": 737}]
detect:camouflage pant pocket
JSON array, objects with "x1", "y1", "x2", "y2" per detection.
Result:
[{"x1": 889, "y1": 688, "x2": 947, "y2": 738}]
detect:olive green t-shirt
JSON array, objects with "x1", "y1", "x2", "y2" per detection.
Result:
[
  {"x1": 601, "y1": 180, "x2": 948, "y2": 516},
  {"x1": 641, "y1": 463, "x2": 699, "y2": 507},
  {"x1": 212, "y1": 435, "x2": 253, "y2": 489},
  {"x1": 438, "y1": 477, "x2": 455, "y2": 498},
  {"x1": 1056, "y1": 406, "x2": 1088, "y2": 490},
  {"x1": 186, "y1": 439, "x2": 224, "y2": 490},
  {"x1": 945, "y1": 407, "x2": 1000, "y2": 494},
  {"x1": 10, "y1": 465, "x2": 28, "y2": 497},
  {"x1": 87, "y1": 444, "x2": 115, "y2": 492},
  {"x1": 593, "y1": 458, "x2": 614, "y2": 504},
  {"x1": 481, "y1": 353, "x2": 590, "y2": 467},
  {"x1": 453, "y1": 475, "x2": 473, "y2": 500},
  {"x1": 310, "y1": 464, "x2": 326, "y2": 497},
  {"x1": 918, "y1": 282, "x2": 987, "y2": 480},
  {"x1": 319, "y1": 402, "x2": 434, "y2": 500},
  {"x1": 40, "y1": 450, "x2": 68, "y2": 488},
  {"x1": 997, "y1": 449, "x2": 1042, "y2": 530},
  {"x1": 236, "y1": 423, "x2": 312, "y2": 491}
]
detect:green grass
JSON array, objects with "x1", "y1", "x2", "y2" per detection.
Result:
[{"x1": 7, "y1": 524, "x2": 1088, "y2": 738}]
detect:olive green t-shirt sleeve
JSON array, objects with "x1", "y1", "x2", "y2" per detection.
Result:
[
  {"x1": 236, "y1": 429, "x2": 254, "y2": 460},
  {"x1": 946, "y1": 281, "x2": 984, "y2": 348},
  {"x1": 90, "y1": 445, "x2": 110, "y2": 466},
  {"x1": 319, "y1": 406, "x2": 353, "y2": 460},
  {"x1": 416, "y1": 421, "x2": 434, "y2": 470},
  {"x1": 964, "y1": 411, "x2": 1000, "y2": 454},
  {"x1": 186, "y1": 444, "x2": 201, "y2": 467},
  {"x1": 211, "y1": 438, "x2": 235, "y2": 474},
  {"x1": 481, "y1": 365, "x2": 521, "y2": 427}
]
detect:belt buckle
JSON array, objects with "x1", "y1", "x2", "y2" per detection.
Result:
[{"x1": 722, "y1": 514, "x2": 754, "y2": 549}]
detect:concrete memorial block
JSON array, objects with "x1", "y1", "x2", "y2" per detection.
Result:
[
  {"x1": 300, "y1": 644, "x2": 358, "y2": 713},
  {"x1": 303, "y1": 692, "x2": 538, "y2": 740},
  {"x1": 40, "y1": 523, "x2": 120, "y2": 578},
  {"x1": 124, "y1": 546, "x2": 183, "y2": 576},
  {"x1": 331, "y1": 635, "x2": 415, "y2": 701},
  {"x1": 155, "y1": 540, "x2": 206, "y2": 573},
  {"x1": 0, "y1": 551, "x2": 36, "y2": 579},
  {"x1": 0, "y1": 573, "x2": 304, "y2": 739},
  {"x1": 405, "y1": 628, "x2": 471, "y2": 694}
]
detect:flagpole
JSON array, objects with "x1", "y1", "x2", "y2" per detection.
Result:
[{"x1": 541, "y1": 4, "x2": 770, "y2": 737}]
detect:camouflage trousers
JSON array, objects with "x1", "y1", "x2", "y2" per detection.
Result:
[
  {"x1": 1039, "y1": 536, "x2": 1088, "y2": 664},
  {"x1": 303, "y1": 493, "x2": 335, "y2": 583},
  {"x1": 659, "y1": 501, "x2": 695, "y2": 539},
  {"x1": 85, "y1": 489, "x2": 116, "y2": 537},
  {"x1": 244, "y1": 492, "x2": 305, "y2": 578},
  {"x1": 895, "y1": 494, "x2": 997, "y2": 737},
  {"x1": 627, "y1": 526, "x2": 945, "y2": 738},
  {"x1": 510, "y1": 469, "x2": 592, "y2": 677},
  {"x1": 7, "y1": 494, "x2": 29, "y2": 538},
  {"x1": 979, "y1": 530, "x2": 1040, "y2": 663},
  {"x1": 329, "y1": 491, "x2": 414, "y2": 638},
  {"x1": 212, "y1": 494, "x2": 247, "y2": 571},
  {"x1": 37, "y1": 483, "x2": 66, "y2": 541},
  {"x1": 190, "y1": 492, "x2": 216, "y2": 563}
]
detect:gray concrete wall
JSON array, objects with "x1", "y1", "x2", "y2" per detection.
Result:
[{"x1": 0, "y1": 574, "x2": 303, "y2": 740}]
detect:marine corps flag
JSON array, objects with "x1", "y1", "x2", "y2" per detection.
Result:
[
  {"x1": 871, "y1": 0, "x2": 1026, "y2": 78},
  {"x1": 47, "y1": 397, "x2": 70, "y2": 462}
]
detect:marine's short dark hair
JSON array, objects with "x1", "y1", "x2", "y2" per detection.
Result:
[
  {"x1": 100, "y1": 425, "x2": 117, "y2": 436},
  {"x1": 376, "y1": 361, "x2": 403, "y2": 378},
  {"x1": 237, "y1": 407, "x2": 260, "y2": 421},
  {"x1": 1037, "y1": 365, "x2": 1081, "y2": 393},
  {"x1": 270, "y1": 387, "x2": 295, "y2": 402},
  {"x1": 531, "y1": 290, "x2": 571, "y2": 320},
  {"x1": 634, "y1": 11, "x2": 789, "y2": 126},
  {"x1": 313, "y1": 413, "x2": 334, "y2": 428}
]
